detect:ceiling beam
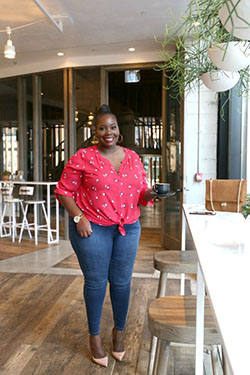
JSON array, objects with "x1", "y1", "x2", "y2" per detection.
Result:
[{"x1": 33, "y1": 0, "x2": 64, "y2": 32}]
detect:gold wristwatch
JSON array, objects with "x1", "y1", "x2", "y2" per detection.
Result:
[{"x1": 73, "y1": 213, "x2": 84, "y2": 223}]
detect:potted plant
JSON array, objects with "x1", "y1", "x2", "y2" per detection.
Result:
[
  {"x1": 2, "y1": 171, "x2": 11, "y2": 181},
  {"x1": 219, "y1": 0, "x2": 250, "y2": 40},
  {"x1": 241, "y1": 194, "x2": 250, "y2": 219},
  {"x1": 156, "y1": 0, "x2": 250, "y2": 98}
]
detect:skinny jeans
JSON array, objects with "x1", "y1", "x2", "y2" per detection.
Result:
[{"x1": 69, "y1": 218, "x2": 141, "y2": 335}]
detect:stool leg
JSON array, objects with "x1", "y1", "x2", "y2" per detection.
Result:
[
  {"x1": 148, "y1": 336, "x2": 158, "y2": 375},
  {"x1": 211, "y1": 345, "x2": 222, "y2": 375},
  {"x1": 157, "y1": 272, "x2": 168, "y2": 298},
  {"x1": 34, "y1": 204, "x2": 38, "y2": 245},
  {"x1": 222, "y1": 346, "x2": 233, "y2": 375},
  {"x1": 0, "y1": 203, "x2": 8, "y2": 237},
  {"x1": 155, "y1": 340, "x2": 170, "y2": 375},
  {"x1": 41, "y1": 203, "x2": 53, "y2": 242},
  {"x1": 19, "y1": 203, "x2": 32, "y2": 242},
  {"x1": 148, "y1": 272, "x2": 168, "y2": 375},
  {"x1": 153, "y1": 339, "x2": 161, "y2": 375},
  {"x1": 12, "y1": 203, "x2": 16, "y2": 242}
]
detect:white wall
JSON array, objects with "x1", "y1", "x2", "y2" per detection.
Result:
[{"x1": 183, "y1": 85, "x2": 218, "y2": 204}]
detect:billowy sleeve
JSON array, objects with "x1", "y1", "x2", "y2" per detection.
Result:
[{"x1": 55, "y1": 149, "x2": 85, "y2": 201}]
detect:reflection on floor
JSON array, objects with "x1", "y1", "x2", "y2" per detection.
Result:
[{"x1": 0, "y1": 204, "x2": 205, "y2": 375}]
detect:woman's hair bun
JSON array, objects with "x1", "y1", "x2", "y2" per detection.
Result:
[
  {"x1": 97, "y1": 104, "x2": 111, "y2": 115},
  {"x1": 94, "y1": 104, "x2": 117, "y2": 127}
]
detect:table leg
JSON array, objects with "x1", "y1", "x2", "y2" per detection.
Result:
[
  {"x1": 196, "y1": 262, "x2": 205, "y2": 375},
  {"x1": 55, "y1": 197, "x2": 59, "y2": 242},
  {"x1": 47, "y1": 184, "x2": 51, "y2": 244},
  {"x1": 180, "y1": 209, "x2": 186, "y2": 295}
]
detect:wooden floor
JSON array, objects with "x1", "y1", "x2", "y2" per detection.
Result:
[
  {"x1": 0, "y1": 204, "x2": 206, "y2": 375},
  {"x1": 0, "y1": 238, "x2": 55, "y2": 261}
]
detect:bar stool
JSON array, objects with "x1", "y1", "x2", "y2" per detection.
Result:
[
  {"x1": 0, "y1": 186, "x2": 28, "y2": 242},
  {"x1": 18, "y1": 186, "x2": 52, "y2": 245},
  {"x1": 148, "y1": 295, "x2": 222, "y2": 374},
  {"x1": 148, "y1": 250, "x2": 197, "y2": 375},
  {"x1": 154, "y1": 250, "x2": 197, "y2": 297}
]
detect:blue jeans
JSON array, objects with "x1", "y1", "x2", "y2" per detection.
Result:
[{"x1": 69, "y1": 218, "x2": 141, "y2": 335}]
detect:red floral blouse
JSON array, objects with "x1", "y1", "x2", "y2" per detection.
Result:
[{"x1": 55, "y1": 145, "x2": 153, "y2": 235}]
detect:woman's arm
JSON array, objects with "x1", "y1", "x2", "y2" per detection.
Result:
[{"x1": 58, "y1": 194, "x2": 92, "y2": 238}]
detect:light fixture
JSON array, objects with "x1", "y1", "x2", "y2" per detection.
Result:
[
  {"x1": 125, "y1": 70, "x2": 140, "y2": 83},
  {"x1": 128, "y1": 47, "x2": 135, "y2": 52},
  {"x1": 4, "y1": 27, "x2": 15, "y2": 59},
  {"x1": 75, "y1": 109, "x2": 79, "y2": 123},
  {"x1": 88, "y1": 112, "x2": 94, "y2": 121},
  {"x1": 57, "y1": 52, "x2": 64, "y2": 56}
]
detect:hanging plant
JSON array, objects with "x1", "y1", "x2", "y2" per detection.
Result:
[
  {"x1": 200, "y1": 70, "x2": 240, "y2": 91},
  {"x1": 156, "y1": 0, "x2": 250, "y2": 99},
  {"x1": 208, "y1": 41, "x2": 250, "y2": 71},
  {"x1": 219, "y1": 0, "x2": 250, "y2": 40}
]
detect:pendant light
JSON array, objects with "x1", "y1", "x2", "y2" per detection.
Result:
[{"x1": 4, "y1": 27, "x2": 15, "y2": 59}]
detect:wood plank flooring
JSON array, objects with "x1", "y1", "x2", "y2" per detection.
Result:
[
  {"x1": 0, "y1": 238, "x2": 55, "y2": 261},
  {"x1": 0, "y1": 272, "x2": 194, "y2": 375},
  {"x1": 0, "y1": 204, "x2": 206, "y2": 375},
  {"x1": 0, "y1": 273, "x2": 158, "y2": 374}
]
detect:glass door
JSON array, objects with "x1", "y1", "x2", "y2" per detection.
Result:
[{"x1": 161, "y1": 75, "x2": 183, "y2": 249}]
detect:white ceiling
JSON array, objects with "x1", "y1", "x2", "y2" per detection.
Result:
[{"x1": 0, "y1": 0, "x2": 190, "y2": 77}]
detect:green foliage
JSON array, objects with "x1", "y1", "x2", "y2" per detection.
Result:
[
  {"x1": 2, "y1": 171, "x2": 11, "y2": 176},
  {"x1": 156, "y1": 0, "x2": 250, "y2": 99},
  {"x1": 242, "y1": 194, "x2": 250, "y2": 219}
]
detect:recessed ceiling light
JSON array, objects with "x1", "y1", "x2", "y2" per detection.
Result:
[
  {"x1": 57, "y1": 52, "x2": 64, "y2": 56},
  {"x1": 128, "y1": 47, "x2": 135, "y2": 52}
]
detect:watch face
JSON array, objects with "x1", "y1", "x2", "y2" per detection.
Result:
[{"x1": 74, "y1": 216, "x2": 80, "y2": 223}]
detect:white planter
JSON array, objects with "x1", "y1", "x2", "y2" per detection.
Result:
[
  {"x1": 200, "y1": 70, "x2": 240, "y2": 92},
  {"x1": 219, "y1": 0, "x2": 250, "y2": 40},
  {"x1": 208, "y1": 41, "x2": 250, "y2": 71}
]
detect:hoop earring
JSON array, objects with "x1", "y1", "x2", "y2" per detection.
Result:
[
  {"x1": 118, "y1": 134, "x2": 123, "y2": 144},
  {"x1": 91, "y1": 135, "x2": 99, "y2": 145}
]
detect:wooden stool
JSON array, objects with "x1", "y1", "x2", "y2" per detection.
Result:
[
  {"x1": 154, "y1": 250, "x2": 197, "y2": 297},
  {"x1": 148, "y1": 296, "x2": 222, "y2": 375},
  {"x1": 148, "y1": 250, "x2": 197, "y2": 375}
]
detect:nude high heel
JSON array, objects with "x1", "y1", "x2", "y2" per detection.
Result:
[
  {"x1": 89, "y1": 335, "x2": 108, "y2": 368},
  {"x1": 91, "y1": 355, "x2": 108, "y2": 367},
  {"x1": 111, "y1": 328, "x2": 125, "y2": 362},
  {"x1": 111, "y1": 350, "x2": 125, "y2": 362}
]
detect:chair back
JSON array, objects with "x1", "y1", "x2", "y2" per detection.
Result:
[
  {"x1": 19, "y1": 186, "x2": 34, "y2": 196},
  {"x1": 0, "y1": 186, "x2": 13, "y2": 196},
  {"x1": 0, "y1": 186, "x2": 13, "y2": 202}
]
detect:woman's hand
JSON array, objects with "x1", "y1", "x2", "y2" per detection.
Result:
[
  {"x1": 57, "y1": 194, "x2": 93, "y2": 238},
  {"x1": 76, "y1": 216, "x2": 92, "y2": 238},
  {"x1": 144, "y1": 188, "x2": 157, "y2": 201}
]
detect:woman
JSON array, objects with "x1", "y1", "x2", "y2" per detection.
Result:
[{"x1": 55, "y1": 105, "x2": 156, "y2": 367}]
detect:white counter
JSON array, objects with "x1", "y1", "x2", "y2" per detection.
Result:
[{"x1": 183, "y1": 204, "x2": 250, "y2": 375}]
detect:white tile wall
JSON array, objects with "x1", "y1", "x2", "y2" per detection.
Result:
[{"x1": 183, "y1": 86, "x2": 218, "y2": 204}]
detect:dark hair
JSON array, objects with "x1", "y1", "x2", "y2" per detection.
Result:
[{"x1": 94, "y1": 104, "x2": 117, "y2": 127}]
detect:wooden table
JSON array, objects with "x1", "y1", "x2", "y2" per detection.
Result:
[
  {"x1": 0, "y1": 180, "x2": 59, "y2": 244},
  {"x1": 183, "y1": 204, "x2": 250, "y2": 375}
]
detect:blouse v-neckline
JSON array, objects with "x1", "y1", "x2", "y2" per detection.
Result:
[{"x1": 96, "y1": 145, "x2": 127, "y2": 174}]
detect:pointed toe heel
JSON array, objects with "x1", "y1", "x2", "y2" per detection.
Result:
[
  {"x1": 91, "y1": 355, "x2": 108, "y2": 367},
  {"x1": 111, "y1": 350, "x2": 125, "y2": 361}
]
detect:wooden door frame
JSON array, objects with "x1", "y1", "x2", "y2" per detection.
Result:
[{"x1": 161, "y1": 73, "x2": 184, "y2": 249}]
